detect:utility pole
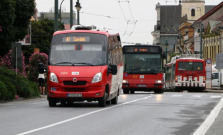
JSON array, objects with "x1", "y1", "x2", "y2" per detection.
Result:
[
  {"x1": 54, "y1": 0, "x2": 58, "y2": 31},
  {"x1": 75, "y1": 0, "x2": 82, "y2": 25},
  {"x1": 70, "y1": 0, "x2": 73, "y2": 28},
  {"x1": 199, "y1": 23, "x2": 204, "y2": 59},
  {"x1": 165, "y1": 40, "x2": 169, "y2": 64}
]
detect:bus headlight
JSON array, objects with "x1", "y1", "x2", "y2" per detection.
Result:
[
  {"x1": 175, "y1": 76, "x2": 178, "y2": 81},
  {"x1": 155, "y1": 80, "x2": 162, "y2": 84},
  {"x1": 50, "y1": 73, "x2": 58, "y2": 83},
  {"x1": 92, "y1": 72, "x2": 102, "y2": 83},
  {"x1": 123, "y1": 80, "x2": 128, "y2": 83}
]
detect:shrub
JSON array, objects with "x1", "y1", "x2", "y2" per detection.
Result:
[
  {"x1": 16, "y1": 75, "x2": 39, "y2": 98},
  {"x1": 28, "y1": 52, "x2": 48, "y2": 81},
  {"x1": 4, "y1": 81, "x2": 16, "y2": 101},
  {"x1": 0, "y1": 81, "x2": 8, "y2": 101},
  {"x1": 0, "y1": 50, "x2": 26, "y2": 77},
  {"x1": 0, "y1": 66, "x2": 39, "y2": 101}
]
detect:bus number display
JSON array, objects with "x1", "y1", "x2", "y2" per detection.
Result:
[
  {"x1": 63, "y1": 36, "x2": 90, "y2": 42},
  {"x1": 127, "y1": 47, "x2": 149, "y2": 53}
]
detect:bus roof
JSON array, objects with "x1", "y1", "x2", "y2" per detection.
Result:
[
  {"x1": 123, "y1": 44, "x2": 161, "y2": 47},
  {"x1": 53, "y1": 25, "x2": 120, "y2": 36}
]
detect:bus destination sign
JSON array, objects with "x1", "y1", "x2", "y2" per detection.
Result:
[
  {"x1": 63, "y1": 36, "x2": 90, "y2": 42},
  {"x1": 126, "y1": 47, "x2": 149, "y2": 53}
]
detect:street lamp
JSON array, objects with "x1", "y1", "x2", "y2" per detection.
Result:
[
  {"x1": 165, "y1": 40, "x2": 169, "y2": 64},
  {"x1": 198, "y1": 23, "x2": 204, "y2": 59},
  {"x1": 75, "y1": 0, "x2": 82, "y2": 25},
  {"x1": 177, "y1": 34, "x2": 183, "y2": 53},
  {"x1": 59, "y1": 0, "x2": 65, "y2": 22}
]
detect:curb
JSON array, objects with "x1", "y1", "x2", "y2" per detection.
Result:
[{"x1": 205, "y1": 90, "x2": 223, "y2": 93}]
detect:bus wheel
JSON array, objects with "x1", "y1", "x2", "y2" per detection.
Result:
[
  {"x1": 49, "y1": 98, "x2": 57, "y2": 107},
  {"x1": 60, "y1": 101, "x2": 67, "y2": 106},
  {"x1": 130, "y1": 90, "x2": 135, "y2": 94},
  {"x1": 123, "y1": 89, "x2": 129, "y2": 94},
  {"x1": 106, "y1": 100, "x2": 111, "y2": 104},
  {"x1": 98, "y1": 92, "x2": 108, "y2": 107},
  {"x1": 111, "y1": 95, "x2": 118, "y2": 104},
  {"x1": 154, "y1": 89, "x2": 163, "y2": 94}
]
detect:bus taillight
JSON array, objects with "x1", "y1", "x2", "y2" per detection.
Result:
[{"x1": 203, "y1": 76, "x2": 206, "y2": 82}]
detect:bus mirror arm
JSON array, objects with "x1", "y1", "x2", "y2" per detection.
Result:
[{"x1": 109, "y1": 64, "x2": 117, "y2": 75}]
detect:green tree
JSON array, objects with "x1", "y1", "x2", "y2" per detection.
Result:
[
  {"x1": 0, "y1": 0, "x2": 16, "y2": 56},
  {"x1": 31, "y1": 19, "x2": 55, "y2": 54},
  {"x1": 23, "y1": 19, "x2": 64, "y2": 62},
  {"x1": 0, "y1": 0, "x2": 35, "y2": 56}
]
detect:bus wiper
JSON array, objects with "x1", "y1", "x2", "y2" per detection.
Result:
[
  {"x1": 149, "y1": 70, "x2": 158, "y2": 74},
  {"x1": 54, "y1": 62, "x2": 74, "y2": 65},
  {"x1": 73, "y1": 62, "x2": 95, "y2": 66},
  {"x1": 127, "y1": 71, "x2": 134, "y2": 74}
]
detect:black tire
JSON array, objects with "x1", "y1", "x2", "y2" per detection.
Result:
[
  {"x1": 111, "y1": 96, "x2": 118, "y2": 104},
  {"x1": 49, "y1": 98, "x2": 57, "y2": 107},
  {"x1": 106, "y1": 100, "x2": 111, "y2": 104},
  {"x1": 98, "y1": 92, "x2": 108, "y2": 107},
  {"x1": 60, "y1": 101, "x2": 66, "y2": 106},
  {"x1": 130, "y1": 90, "x2": 135, "y2": 94},
  {"x1": 123, "y1": 89, "x2": 129, "y2": 94},
  {"x1": 154, "y1": 89, "x2": 163, "y2": 94}
]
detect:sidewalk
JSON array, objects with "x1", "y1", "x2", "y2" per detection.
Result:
[
  {"x1": 204, "y1": 97, "x2": 223, "y2": 135},
  {"x1": 197, "y1": 89, "x2": 223, "y2": 135},
  {"x1": 205, "y1": 106, "x2": 223, "y2": 135},
  {"x1": 205, "y1": 89, "x2": 223, "y2": 93}
]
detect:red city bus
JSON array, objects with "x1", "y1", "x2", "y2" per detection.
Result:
[
  {"x1": 47, "y1": 25, "x2": 123, "y2": 107},
  {"x1": 122, "y1": 45, "x2": 164, "y2": 94},
  {"x1": 165, "y1": 54, "x2": 206, "y2": 92}
]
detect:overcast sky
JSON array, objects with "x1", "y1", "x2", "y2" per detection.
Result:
[{"x1": 36, "y1": 0, "x2": 222, "y2": 45}]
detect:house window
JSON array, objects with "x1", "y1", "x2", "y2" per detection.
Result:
[{"x1": 191, "y1": 9, "x2": 195, "y2": 16}]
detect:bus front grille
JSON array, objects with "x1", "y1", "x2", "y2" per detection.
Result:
[{"x1": 63, "y1": 81, "x2": 87, "y2": 86}]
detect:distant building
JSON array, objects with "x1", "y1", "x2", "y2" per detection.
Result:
[
  {"x1": 152, "y1": 0, "x2": 215, "y2": 60},
  {"x1": 37, "y1": 12, "x2": 76, "y2": 30},
  {"x1": 193, "y1": 1, "x2": 223, "y2": 64}
]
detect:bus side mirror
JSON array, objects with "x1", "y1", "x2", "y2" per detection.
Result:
[{"x1": 109, "y1": 65, "x2": 117, "y2": 75}]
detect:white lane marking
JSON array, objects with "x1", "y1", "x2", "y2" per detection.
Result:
[
  {"x1": 192, "y1": 95, "x2": 202, "y2": 98},
  {"x1": 17, "y1": 95, "x2": 152, "y2": 135},
  {"x1": 193, "y1": 97, "x2": 223, "y2": 135},
  {"x1": 211, "y1": 96, "x2": 222, "y2": 98},
  {"x1": 172, "y1": 95, "x2": 183, "y2": 97}
]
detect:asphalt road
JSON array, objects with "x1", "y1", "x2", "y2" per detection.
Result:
[{"x1": 0, "y1": 92, "x2": 222, "y2": 135}]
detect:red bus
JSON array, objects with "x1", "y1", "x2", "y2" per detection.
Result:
[
  {"x1": 122, "y1": 45, "x2": 164, "y2": 94},
  {"x1": 47, "y1": 25, "x2": 123, "y2": 107},
  {"x1": 165, "y1": 54, "x2": 206, "y2": 92}
]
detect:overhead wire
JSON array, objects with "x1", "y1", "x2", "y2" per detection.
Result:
[{"x1": 117, "y1": 0, "x2": 138, "y2": 42}]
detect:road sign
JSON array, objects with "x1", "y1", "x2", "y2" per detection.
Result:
[{"x1": 206, "y1": 58, "x2": 212, "y2": 89}]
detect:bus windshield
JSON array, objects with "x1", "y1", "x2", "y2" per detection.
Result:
[
  {"x1": 178, "y1": 61, "x2": 203, "y2": 71},
  {"x1": 49, "y1": 33, "x2": 107, "y2": 66},
  {"x1": 124, "y1": 54, "x2": 162, "y2": 74}
]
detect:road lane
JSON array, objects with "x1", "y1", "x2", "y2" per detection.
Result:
[{"x1": 0, "y1": 92, "x2": 222, "y2": 135}]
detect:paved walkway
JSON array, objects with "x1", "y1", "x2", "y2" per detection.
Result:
[{"x1": 197, "y1": 89, "x2": 223, "y2": 135}]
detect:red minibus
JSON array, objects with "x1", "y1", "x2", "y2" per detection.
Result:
[
  {"x1": 165, "y1": 54, "x2": 206, "y2": 92},
  {"x1": 122, "y1": 45, "x2": 164, "y2": 94},
  {"x1": 47, "y1": 25, "x2": 123, "y2": 107}
]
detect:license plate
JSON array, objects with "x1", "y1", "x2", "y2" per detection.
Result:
[
  {"x1": 137, "y1": 84, "x2": 146, "y2": 87},
  {"x1": 67, "y1": 93, "x2": 82, "y2": 97}
]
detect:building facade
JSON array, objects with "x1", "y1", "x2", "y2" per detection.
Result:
[
  {"x1": 193, "y1": 1, "x2": 223, "y2": 63},
  {"x1": 152, "y1": 0, "x2": 215, "y2": 61}
]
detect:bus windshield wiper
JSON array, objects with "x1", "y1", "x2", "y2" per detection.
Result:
[
  {"x1": 149, "y1": 69, "x2": 158, "y2": 74},
  {"x1": 54, "y1": 62, "x2": 74, "y2": 65},
  {"x1": 73, "y1": 62, "x2": 95, "y2": 66}
]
